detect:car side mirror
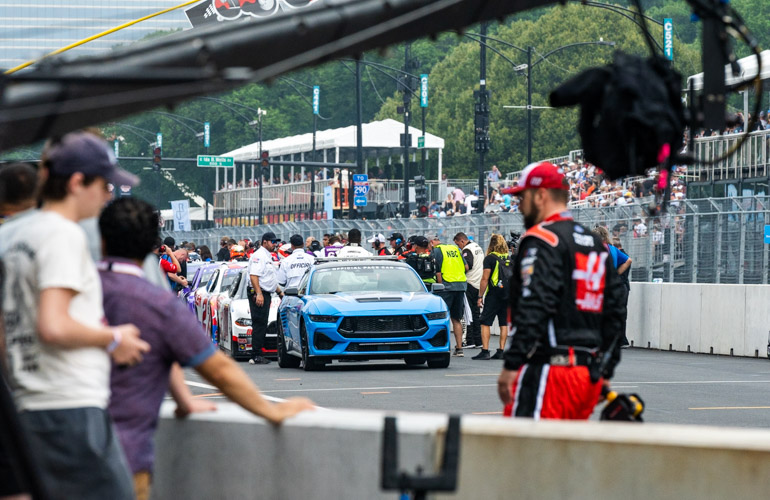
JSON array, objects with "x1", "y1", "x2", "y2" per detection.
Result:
[
  {"x1": 284, "y1": 287, "x2": 299, "y2": 296},
  {"x1": 431, "y1": 283, "x2": 445, "y2": 292}
]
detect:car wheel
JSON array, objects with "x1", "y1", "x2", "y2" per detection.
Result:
[
  {"x1": 300, "y1": 322, "x2": 324, "y2": 371},
  {"x1": 277, "y1": 321, "x2": 301, "y2": 369},
  {"x1": 404, "y1": 356, "x2": 426, "y2": 366},
  {"x1": 427, "y1": 353, "x2": 451, "y2": 369}
]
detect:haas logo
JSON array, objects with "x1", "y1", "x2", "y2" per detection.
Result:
[
  {"x1": 572, "y1": 251, "x2": 607, "y2": 312},
  {"x1": 213, "y1": 0, "x2": 317, "y2": 20}
]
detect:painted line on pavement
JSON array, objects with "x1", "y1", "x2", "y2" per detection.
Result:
[
  {"x1": 275, "y1": 378, "x2": 301, "y2": 381},
  {"x1": 445, "y1": 373, "x2": 498, "y2": 377},
  {"x1": 689, "y1": 406, "x2": 770, "y2": 411},
  {"x1": 615, "y1": 380, "x2": 770, "y2": 385},
  {"x1": 259, "y1": 383, "x2": 496, "y2": 394},
  {"x1": 472, "y1": 411, "x2": 503, "y2": 415},
  {"x1": 185, "y1": 380, "x2": 288, "y2": 404},
  {"x1": 360, "y1": 391, "x2": 390, "y2": 395}
]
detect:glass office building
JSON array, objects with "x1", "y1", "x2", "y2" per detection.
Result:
[{"x1": 0, "y1": 0, "x2": 190, "y2": 70}]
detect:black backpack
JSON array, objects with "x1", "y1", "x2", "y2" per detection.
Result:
[{"x1": 494, "y1": 255, "x2": 514, "y2": 299}]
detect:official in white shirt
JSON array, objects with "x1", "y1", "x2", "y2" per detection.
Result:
[
  {"x1": 337, "y1": 228, "x2": 373, "y2": 258},
  {"x1": 277, "y1": 234, "x2": 315, "y2": 289},
  {"x1": 247, "y1": 231, "x2": 281, "y2": 365}
]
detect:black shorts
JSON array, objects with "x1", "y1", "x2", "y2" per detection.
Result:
[
  {"x1": 480, "y1": 291, "x2": 507, "y2": 327},
  {"x1": 437, "y1": 290, "x2": 465, "y2": 321}
]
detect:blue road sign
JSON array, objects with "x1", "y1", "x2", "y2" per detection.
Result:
[
  {"x1": 420, "y1": 74, "x2": 429, "y2": 108},
  {"x1": 156, "y1": 132, "x2": 163, "y2": 148},
  {"x1": 764, "y1": 225, "x2": 770, "y2": 244},
  {"x1": 663, "y1": 18, "x2": 673, "y2": 61},
  {"x1": 352, "y1": 174, "x2": 368, "y2": 183},
  {"x1": 313, "y1": 86, "x2": 320, "y2": 115},
  {"x1": 354, "y1": 196, "x2": 368, "y2": 207},
  {"x1": 204, "y1": 122, "x2": 210, "y2": 148}
]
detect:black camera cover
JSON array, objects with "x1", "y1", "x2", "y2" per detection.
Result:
[{"x1": 549, "y1": 52, "x2": 686, "y2": 180}]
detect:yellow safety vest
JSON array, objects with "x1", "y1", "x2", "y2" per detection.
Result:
[{"x1": 437, "y1": 244, "x2": 466, "y2": 283}]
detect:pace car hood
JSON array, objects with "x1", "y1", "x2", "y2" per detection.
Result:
[{"x1": 307, "y1": 291, "x2": 446, "y2": 315}]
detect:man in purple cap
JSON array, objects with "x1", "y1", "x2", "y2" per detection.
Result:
[
  {"x1": 0, "y1": 130, "x2": 149, "y2": 498},
  {"x1": 497, "y1": 161, "x2": 625, "y2": 420}
]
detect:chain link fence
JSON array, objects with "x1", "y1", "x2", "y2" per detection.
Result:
[{"x1": 164, "y1": 196, "x2": 770, "y2": 285}]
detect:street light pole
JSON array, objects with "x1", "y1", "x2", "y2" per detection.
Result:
[
  {"x1": 478, "y1": 22, "x2": 488, "y2": 205},
  {"x1": 402, "y1": 43, "x2": 411, "y2": 218},
  {"x1": 310, "y1": 112, "x2": 316, "y2": 220},
  {"x1": 258, "y1": 109, "x2": 264, "y2": 225},
  {"x1": 527, "y1": 45, "x2": 533, "y2": 165},
  {"x1": 355, "y1": 59, "x2": 364, "y2": 220}
]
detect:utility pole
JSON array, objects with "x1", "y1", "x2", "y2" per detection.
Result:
[
  {"x1": 527, "y1": 45, "x2": 533, "y2": 165},
  {"x1": 258, "y1": 111, "x2": 263, "y2": 225},
  {"x1": 474, "y1": 22, "x2": 491, "y2": 209},
  {"x1": 401, "y1": 42, "x2": 412, "y2": 218},
  {"x1": 355, "y1": 59, "x2": 364, "y2": 220},
  {"x1": 310, "y1": 112, "x2": 317, "y2": 220}
]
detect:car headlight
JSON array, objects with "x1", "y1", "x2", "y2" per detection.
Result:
[
  {"x1": 426, "y1": 311, "x2": 448, "y2": 320},
  {"x1": 309, "y1": 315, "x2": 338, "y2": 323},
  {"x1": 235, "y1": 318, "x2": 252, "y2": 327}
]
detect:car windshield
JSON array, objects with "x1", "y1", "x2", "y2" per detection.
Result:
[
  {"x1": 221, "y1": 269, "x2": 241, "y2": 292},
  {"x1": 309, "y1": 266, "x2": 424, "y2": 294},
  {"x1": 198, "y1": 269, "x2": 216, "y2": 288}
]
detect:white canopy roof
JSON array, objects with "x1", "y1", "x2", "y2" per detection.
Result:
[
  {"x1": 226, "y1": 118, "x2": 444, "y2": 160},
  {"x1": 687, "y1": 50, "x2": 770, "y2": 91}
]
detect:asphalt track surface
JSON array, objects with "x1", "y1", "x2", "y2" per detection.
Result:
[{"x1": 185, "y1": 348, "x2": 770, "y2": 428}]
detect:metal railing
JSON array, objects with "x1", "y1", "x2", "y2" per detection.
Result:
[
  {"x1": 691, "y1": 129, "x2": 770, "y2": 182},
  {"x1": 167, "y1": 196, "x2": 770, "y2": 285}
]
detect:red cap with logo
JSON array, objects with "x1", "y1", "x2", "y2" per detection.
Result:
[{"x1": 501, "y1": 161, "x2": 568, "y2": 195}]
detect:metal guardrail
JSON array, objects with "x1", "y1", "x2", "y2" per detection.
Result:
[
  {"x1": 692, "y1": 129, "x2": 770, "y2": 182},
  {"x1": 166, "y1": 196, "x2": 770, "y2": 285}
]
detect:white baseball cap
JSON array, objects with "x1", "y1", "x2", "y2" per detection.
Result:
[{"x1": 367, "y1": 233, "x2": 386, "y2": 244}]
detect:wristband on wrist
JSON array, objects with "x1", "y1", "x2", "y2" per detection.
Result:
[{"x1": 107, "y1": 328, "x2": 122, "y2": 354}]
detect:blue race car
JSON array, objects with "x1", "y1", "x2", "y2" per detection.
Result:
[{"x1": 277, "y1": 259, "x2": 451, "y2": 371}]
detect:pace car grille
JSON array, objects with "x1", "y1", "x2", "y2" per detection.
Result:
[
  {"x1": 345, "y1": 341, "x2": 421, "y2": 352},
  {"x1": 338, "y1": 315, "x2": 428, "y2": 338}
]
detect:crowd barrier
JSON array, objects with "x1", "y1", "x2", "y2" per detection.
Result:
[
  {"x1": 627, "y1": 282, "x2": 770, "y2": 357},
  {"x1": 151, "y1": 402, "x2": 770, "y2": 499}
]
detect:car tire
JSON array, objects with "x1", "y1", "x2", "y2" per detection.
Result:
[
  {"x1": 427, "y1": 353, "x2": 451, "y2": 369},
  {"x1": 404, "y1": 356, "x2": 426, "y2": 366},
  {"x1": 301, "y1": 322, "x2": 324, "y2": 371},
  {"x1": 277, "y1": 321, "x2": 301, "y2": 369}
]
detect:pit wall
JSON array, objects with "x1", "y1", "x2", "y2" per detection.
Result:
[{"x1": 626, "y1": 283, "x2": 770, "y2": 357}]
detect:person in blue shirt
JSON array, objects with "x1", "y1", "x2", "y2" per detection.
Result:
[{"x1": 593, "y1": 226, "x2": 631, "y2": 347}]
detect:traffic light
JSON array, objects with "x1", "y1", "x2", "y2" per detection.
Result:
[
  {"x1": 473, "y1": 89, "x2": 491, "y2": 153},
  {"x1": 414, "y1": 175, "x2": 428, "y2": 217},
  {"x1": 152, "y1": 145, "x2": 162, "y2": 172},
  {"x1": 260, "y1": 150, "x2": 269, "y2": 169}
]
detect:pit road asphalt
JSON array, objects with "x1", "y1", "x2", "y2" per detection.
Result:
[{"x1": 184, "y1": 348, "x2": 770, "y2": 428}]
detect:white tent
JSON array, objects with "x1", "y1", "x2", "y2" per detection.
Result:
[
  {"x1": 687, "y1": 50, "x2": 770, "y2": 130},
  {"x1": 224, "y1": 118, "x2": 446, "y2": 181},
  {"x1": 686, "y1": 50, "x2": 770, "y2": 91}
]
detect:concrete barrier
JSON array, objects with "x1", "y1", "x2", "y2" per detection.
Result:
[
  {"x1": 627, "y1": 283, "x2": 770, "y2": 357},
  {"x1": 152, "y1": 402, "x2": 770, "y2": 499}
]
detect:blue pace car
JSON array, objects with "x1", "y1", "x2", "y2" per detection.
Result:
[{"x1": 276, "y1": 259, "x2": 451, "y2": 370}]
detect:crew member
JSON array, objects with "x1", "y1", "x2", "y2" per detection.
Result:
[
  {"x1": 388, "y1": 232, "x2": 407, "y2": 258},
  {"x1": 337, "y1": 228, "x2": 372, "y2": 257},
  {"x1": 247, "y1": 231, "x2": 282, "y2": 365},
  {"x1": 368, "y1": 233, "x2": 390, "y2": 255},
  {"x1": 454, "y1": 232, "x2": 483, "y2": 349},
  {"x1": 277, "y1": 234, "x2": 315, "y2": 289},
  {"x1": 431, "y1": 235, "x2": 467, "y2": 357},
  {"x1": 473, "y1": 234, "x2": 511, "y2": 360},
  {"x1": 323, "y1": 235, "x2": 345, "y2": 257},
  {"x1": 497, "y1": 162, "x2": 624, "y2": 420},
  {"x1": 404, "y1": 236, "x2": 437, "y2": 286}
]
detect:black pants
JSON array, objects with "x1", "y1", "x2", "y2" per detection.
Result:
[
  {"x1": 464, "y1": 284, "x2": 482, "y2": 346},
  {"x1": 619, "y1": 285, "x2": 630, "y2": 346},
  {"x1": 248, "y1": 288, "x2": 272, "y2": 355}
]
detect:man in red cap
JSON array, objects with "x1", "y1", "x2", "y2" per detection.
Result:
[{"x1": 497, "y1": 162, "x2": 625, "y2": 420}]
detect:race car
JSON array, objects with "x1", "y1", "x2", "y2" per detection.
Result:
[
  {"x1": 182, "y1": 262, "x2": 220, "y2": 314},
  {"x1": 276, "y1": 258, "x2": 451, "y2": 371},
  {"x1": 195, "y1": 262, "x2": 247, "y2": 342},
  {"x1": 217, "y1": 267, "x2": 280, "y2": 361}
]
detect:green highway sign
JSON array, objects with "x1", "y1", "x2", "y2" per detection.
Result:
[
  {"x1": 417, "y1": 136, "x2": 425, "y2": 149},
  {"x1": 197, "y1": 155, "x2": 234, "y2": 168}
]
